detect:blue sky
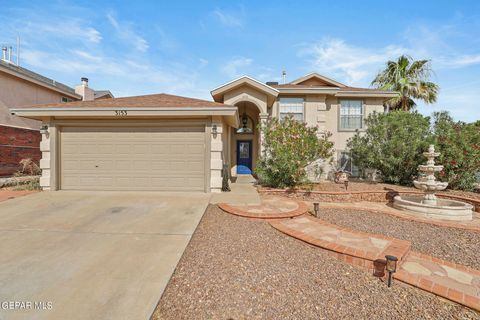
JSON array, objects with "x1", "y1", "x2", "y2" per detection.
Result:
[{"x1": 1, "y1": 0, "x2": 479, "y2": 121}]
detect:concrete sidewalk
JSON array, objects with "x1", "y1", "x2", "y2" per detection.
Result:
[{"x1": 210, "y1": 175, "x2": 261, "y2": 205}]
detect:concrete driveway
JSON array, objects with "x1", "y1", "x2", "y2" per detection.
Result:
[{"x1": 0, "y1": 191, "x2": 210, "y2": 320}]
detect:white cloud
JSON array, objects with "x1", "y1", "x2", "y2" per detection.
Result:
[
  {"x1": 299, "y1": 38, "x2": 405, "y2": 86},
  {"x1": 106, "y1": 12, "x2": 149, "y2": 52},
  {"x1": 212, "y1": 8, "x2": 244, "y2": 28},
  {"x1": 18, "y1": 19, "x2": 102, "y2": 44},
  {"x1": 221, "y1": 56, "x2": 253, "y2": 78}
]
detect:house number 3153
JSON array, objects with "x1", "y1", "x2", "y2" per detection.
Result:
[{"x1": 115, "y1": 110, "x2": 128, "y2": 116}]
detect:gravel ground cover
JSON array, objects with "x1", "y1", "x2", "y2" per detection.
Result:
[
  {"x1": 153, "y1": 205, "x2": 479, "y2": 319},
  {"x1": 319, "y1": 208, "x2": 480, "y2": 270},
  {"x1": 301, "y1": 181, "x2": 480, "y2": 200}
]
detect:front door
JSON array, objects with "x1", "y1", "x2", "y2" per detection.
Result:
[{"x1": 237, "y1": 140, "x2": 252, "y2": 174}]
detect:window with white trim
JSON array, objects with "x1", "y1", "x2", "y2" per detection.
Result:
[
  {"x1": 279, "y1": 97, "x2": 304, "y2": 121},
  {"x1": 340, "y1": 100, "x2": 363, "y2": 130}
]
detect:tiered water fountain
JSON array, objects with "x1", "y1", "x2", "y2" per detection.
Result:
[{"x1": 393, "y1": 145, "x2": 473, "y2": 221}]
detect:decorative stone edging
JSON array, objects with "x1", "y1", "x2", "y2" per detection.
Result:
[
  {"x1": 396, "y1": 251, "x2": 480, "y2": 312},
  {"x1": 258, "y1": 187, "x2": 480, "y2": 213},
  {"x1": 270, "y1": 215, "x2": 480, "y2": 312},
  {"x1": 218, "y1": 200, "x2": 308, "y2": 219},
  {"x1": 319, "y1": 204, "x2": 480, "y2": 232}
]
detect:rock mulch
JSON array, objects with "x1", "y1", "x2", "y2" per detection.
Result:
[
  {"x1": 152, "y1": 205, "x2": 479, "y2": 320},
  {"x1": 318, "y1": 208, "x2": 480, "y2": 270}
]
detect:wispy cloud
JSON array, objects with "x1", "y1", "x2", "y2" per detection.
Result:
[
  {"x1": 298, "y1": 38, "x2": 405, "y2": 86},
  {"x1": 106, "y1": 11, "x2": 149, "y2": 52},
  {"x1": 211, "y1": 7, "x2": 245, "y2": 28},
  {"x1": 221, "y1": 56, "x2": 253, "y2": 77}
]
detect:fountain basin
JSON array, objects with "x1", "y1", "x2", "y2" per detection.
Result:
[{"x1": 393, "y1": 195, "x2": 473, "y2": 221}]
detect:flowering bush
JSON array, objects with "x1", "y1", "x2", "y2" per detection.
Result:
[
  {"x1": 347, "y1": 111, "x2": 432, "y2": 185},
  {"x1": 433, "y1": 112, "x2": 480, "y2": 191},
  {"x1": 256, "y1": 116, "x2": 334, "y2": 188}
]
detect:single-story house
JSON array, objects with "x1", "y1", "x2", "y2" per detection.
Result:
[{"x1": 11, "y1": 72, "x2": 396, "y2": 192}]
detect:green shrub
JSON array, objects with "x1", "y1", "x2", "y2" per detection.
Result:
[
  {"x1": 347, "y1": 111, "x2": 432, "y2": 185},
  {"x1": 256, "y1": 116, "x2": 334, "y2": 188},
  {"x1": 433, "y1": 112, "x2": 480, "y2": 191}
]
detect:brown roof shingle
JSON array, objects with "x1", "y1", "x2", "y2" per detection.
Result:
[{"x1": 16, "y1": 93, "x2": 232, "y2": 109}]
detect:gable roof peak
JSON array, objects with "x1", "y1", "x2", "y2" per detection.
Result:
[{"x1": 289, "y1": 72, "x2": 346, "y2": 87}]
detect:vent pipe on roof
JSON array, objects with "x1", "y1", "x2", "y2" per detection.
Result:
[
  {"x1": 2, "y1": 47, "x2": 6, "y2": 61},
  {"x1": 282, "y1": 70, "x2": 287, "y2": 84},
  {"x1": 8, "y1": 47, "x2": 12, "y2": 62}
]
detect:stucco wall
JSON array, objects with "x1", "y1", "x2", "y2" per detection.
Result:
[{"x1": 0, "y1": 72, "x2": 72, "y2": 108}]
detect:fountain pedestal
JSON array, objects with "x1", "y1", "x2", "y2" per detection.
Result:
[{"x1": 393, "y1": 145, "x2": 473, "y2": 221}]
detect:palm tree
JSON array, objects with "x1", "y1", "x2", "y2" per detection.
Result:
[{"x1": 372, "y1": 55, "x2": 439, "y2": 111}]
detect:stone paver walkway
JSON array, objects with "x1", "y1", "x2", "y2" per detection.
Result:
[
  {"x1": 219, "y1": 196, "x2": 308, "y2": 219},
  {"x1": 270, "y1": 215, "x2": 480, "y2": 311},
  {"x1": 0, "y1": 190, "x2": 36, "y2": 202},
  {"x1": 210, "y1": 175, "x2": 261, "y2": 205},
  {"x1": 271, "y1": 215, "x2": 410, "y2": 265},
  {"x1": 316, "y1": 201, "x2": 480, "y2": 232},
  {"x1": 397, "y1": 252, "x2": 480, "y2": 310}
]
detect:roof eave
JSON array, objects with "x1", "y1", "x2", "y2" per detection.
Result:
[
  {"x1": 211, "y1": 76, "x2": 279, "y2": 102},
  {"x1": 0, "y1": 64, "x2": 81, "y2": 100}
]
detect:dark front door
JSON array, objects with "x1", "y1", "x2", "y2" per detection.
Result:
[{"x1": 237, "y1": 140, "x2": 252, "y2": 174}]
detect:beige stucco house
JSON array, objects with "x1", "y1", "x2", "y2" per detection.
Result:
[{"x1": 11, "y1": 72, "x2": 396, "y2": 193}]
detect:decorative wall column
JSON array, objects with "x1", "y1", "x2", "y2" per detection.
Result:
[
  {"x1": 39, "y1": 121, "x2": 57, "y2": 190},
  {"x1": 210, "y1": 116, "x2": 223, "y2": 193},
  {"x1": 259, "y1": 113, "x2": 269, "y2": 155}
]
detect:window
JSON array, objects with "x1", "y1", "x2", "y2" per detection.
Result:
[
  {"x1": 279, "y1": 98, "x2": 304, "y2": 121},
  {"x1": 61, "y1": 97, "x2": 73, "y2": 103},
  {"x1": 338, "y1": 151, "x2": 360, "y2": 177},
  {"x1": 340, "y1": 100, "x2": 363, "y2": 130}
]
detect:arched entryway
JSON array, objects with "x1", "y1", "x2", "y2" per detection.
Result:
[{"x1": 230, "y1": 101, "x2": 261, "y2": 176}]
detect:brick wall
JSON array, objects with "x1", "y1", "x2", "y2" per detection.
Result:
[{"x1": 0, "y1": 125, "x2": 41, "y2": 176}]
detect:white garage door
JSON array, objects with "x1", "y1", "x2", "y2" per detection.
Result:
[{"x1": 60, "y1": 126, "x2": 206, "y2": 191}]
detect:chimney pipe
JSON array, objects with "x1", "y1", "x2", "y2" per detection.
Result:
[
  {"x1": 282, "y1": 70, "x2": 287, "y2": 84},
  {"x1": 81, "y1": 77, "x2": 89, "y2": 87},
  {"x1": 2, "y1": 47, "x2": 6, "y2": 61},
  {"x1": 8, "y1": 46, "x2": 12, "y2": 62}
]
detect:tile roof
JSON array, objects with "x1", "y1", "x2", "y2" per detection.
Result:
[{"x1": 15, "y1": 93, "x2": 233, "y2": 109}]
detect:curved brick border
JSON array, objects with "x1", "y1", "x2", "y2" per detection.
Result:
[
  {"x1": 270, "y1": 216, "x2": 480, "y2": 312},
  {"x1": 396, "y1": 251, "x2": 480, "y2": 312},
  {"x1": 258, "y1": 187, "x2": 480, "y2": 213},
  {"x1": 320, "y1": 204, "x2": 480, "y2": 232},
  {"x1": 218, "y1": 200, "x2": 308, "y2": 219}
]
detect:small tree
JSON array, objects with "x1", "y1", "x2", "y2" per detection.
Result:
[
  {"x1": 347, "y1": 111, "x2": 432, "y2": 185},
  {"x1": 256, "y1": 116, "x2": 334, "y2": 188},
  {"x1": 433, "y1": 112, "x2": 480, "y2": 191}
]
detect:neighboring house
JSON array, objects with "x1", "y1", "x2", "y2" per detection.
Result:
[
  {"x1": 0, "y1": 55, "x2": 112, "y2": 176},
  {"x1": 11, "y1": 72, "x2": 396, "y2": 193}
]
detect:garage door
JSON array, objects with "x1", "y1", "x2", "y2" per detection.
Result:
[{"x1": 60, "y1": 126, "x2": 206, "y2": 191}]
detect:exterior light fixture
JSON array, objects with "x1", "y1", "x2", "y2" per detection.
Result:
[
  {"x1": 385, "y1": 255, "x2": 398, "y2": 287},
  {"x1": 313, "y1": 202, "x2": 320, "y2": 217},
  {"x1": 344, "y1": 180, "x2": 349, "y2": 191},
  {"x1": 242, "y1": 112, "x2": 248, "y2": 129},
  {"x1": 212, "y1": 124, "x2": 218, "y2": 134},
  {"x1": 39, "y1": 124, "x2": 49, "y2": 135}
]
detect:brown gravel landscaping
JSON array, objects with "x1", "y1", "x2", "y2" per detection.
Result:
[
  {"x1": 152, "y1": 205, "x2": 479, "y2": 319},
  {"x1": 318, "y1": 208, "x2": 480, "y2": 270}
]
